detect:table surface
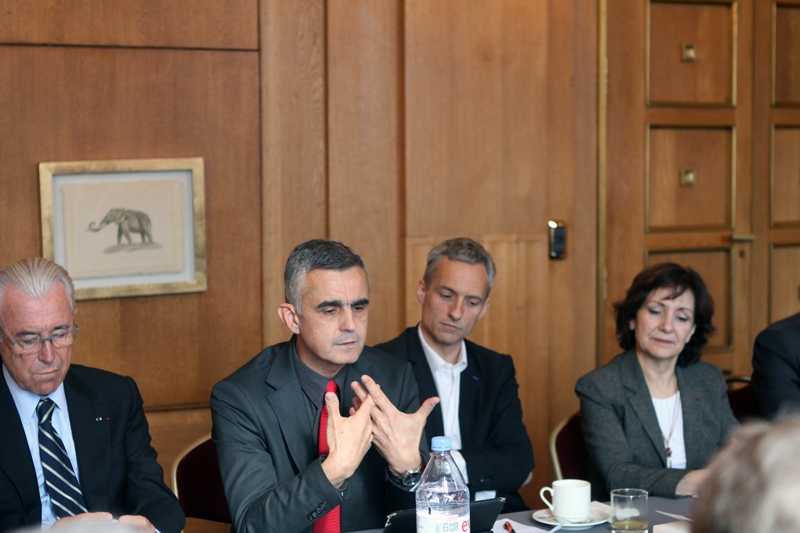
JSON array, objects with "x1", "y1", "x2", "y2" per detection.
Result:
[
  {"x1": 504, "y1": 496, "x2": 693, "y2": 532},
  {"x1": 359, "y1": 496, "x2": 693, "y2": 533}
]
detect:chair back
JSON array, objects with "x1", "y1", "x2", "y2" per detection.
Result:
[
  {"x1": 170, "y1": 434, "x2": 232, "y2": 523},
  {"x1": 549, "y1": 412, "x2": 589, "y2": 480},
  {"x1": 726, "y1": 376, "x2": 752, "y2": 422}
]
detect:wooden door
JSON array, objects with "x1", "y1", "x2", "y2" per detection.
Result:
[
  {"x1": 403, "y1": 0, "x2": 598, "y2": 497},
  {"x1": 751, "y1": 1, "x2": 800, "y2": 331},
  {"x1": 605, "y1": 0, "x2": 755, "y2": 376}
]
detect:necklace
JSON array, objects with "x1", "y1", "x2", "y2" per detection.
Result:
[{"x1": 660, "y1": 392, "x2": 681, "y2": 468}]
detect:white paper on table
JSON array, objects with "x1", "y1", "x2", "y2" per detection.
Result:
[
  {"x1": 492, "y1": 518, "x2": 550, "y2": 533},
  {"x1": 654, "y1": 520, "x2": 692, "y2": 533},
  {"x1": 590, "y1": 501, "x2": 611, "y2": 515}
]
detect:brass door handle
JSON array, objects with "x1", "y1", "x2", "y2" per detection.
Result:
[{"x1": 730, "y1": 234, "x2": 755, "y2": 242}]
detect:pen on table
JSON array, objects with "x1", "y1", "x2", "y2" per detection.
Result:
[{"x1": 503, "y1": 521, "x2": 517, "y2": 533}]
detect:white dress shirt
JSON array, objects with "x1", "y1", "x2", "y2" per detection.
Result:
[
  {"x1": 417, "y1": 326, "x2": 496, "y2": 500},
  {"x1": 652, "y1": 391, "x2": 687, "y2": 470},
  {"x1": 3, "y1": 365, "x2": 80, "y2": 527}
]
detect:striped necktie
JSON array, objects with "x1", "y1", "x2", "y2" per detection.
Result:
[
  {"x1": 36, "y1": 398, "x2": 88, "y2": 519},
  {"x1": 313, "y1": 380, "x2": 340, "y2": 533}
]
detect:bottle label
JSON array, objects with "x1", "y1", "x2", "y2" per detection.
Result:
[{"x1": 416, "y1": 511, "x2": 470, "y2": 533}]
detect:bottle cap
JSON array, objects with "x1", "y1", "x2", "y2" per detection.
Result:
[{"x1": 431, "y1": 436, "x2": 452, "y2": 452}]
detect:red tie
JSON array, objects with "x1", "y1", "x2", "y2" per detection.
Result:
[{"x1": 314, "y1": 381, "x2": 341, "y2": 533}]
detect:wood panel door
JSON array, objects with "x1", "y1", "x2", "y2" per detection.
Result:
[
  {"x1": 751, "y1": 1, "x2": 800, "y2": 332},
  {"x1": 404, "y1": 0, "x2": 598, "y2": 498},
  {"x1": 605, "y1": 0, "x2": 755, "y2": 376}
]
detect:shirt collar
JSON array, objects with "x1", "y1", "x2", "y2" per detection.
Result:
[
  {"x1": 290, "y1": 338, "x2": 346, "y2": 400},
  {"x1": 3, "y1": 363, "x2": 68, "y2": 423},
  {"x1": 417, "y1": 325, "x2": 468, "y2": 373}
]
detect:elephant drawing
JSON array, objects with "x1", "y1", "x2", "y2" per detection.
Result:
[{"x1": 89, "y1": 208, "x2": 153, "y2": 245}]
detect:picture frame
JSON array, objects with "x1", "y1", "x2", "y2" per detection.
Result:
[{"x1": 39, "y1": 157, "x2": 207, "y2": 300}]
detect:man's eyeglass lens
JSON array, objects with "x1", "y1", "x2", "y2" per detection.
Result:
[{"x1": 9, "y1": 328, "x2": 80, "y2": 354}]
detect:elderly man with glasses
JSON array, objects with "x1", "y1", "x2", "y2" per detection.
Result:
[{"x1": 0, "y1": 258, "x2": 184, "y2": 533}]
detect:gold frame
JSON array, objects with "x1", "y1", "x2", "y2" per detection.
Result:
[{"x1": 39, "y1": 157, "x2": 207, "y2": 300}]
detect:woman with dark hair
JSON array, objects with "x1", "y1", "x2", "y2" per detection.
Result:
[{"x1": 575, "y1": 263, "x2": 737, "y2": 498}]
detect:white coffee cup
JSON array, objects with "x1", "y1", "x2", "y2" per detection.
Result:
[{"x1": 539, "y1": 479, "x2": 591, "y2": 522}]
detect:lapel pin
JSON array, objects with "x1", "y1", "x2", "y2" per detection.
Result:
[{"x1": 696, "y1": 397, "x2": 702, "y2": 401}]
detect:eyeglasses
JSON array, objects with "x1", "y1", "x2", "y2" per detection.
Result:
[{"x1": 2, "y1": 325, "x2": 80, "y2": 355}]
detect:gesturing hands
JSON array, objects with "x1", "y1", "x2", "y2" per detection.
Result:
[
  {"x1": 351, "y1": 374, "x2": 440, "y2": 478},
  {"x1": 320, "y1": 390, "x2": 376, "y2": 488}
]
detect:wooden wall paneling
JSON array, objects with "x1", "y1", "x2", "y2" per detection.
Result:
[
  {"x1": 260, "y1": 0, "x2": 328, "y2": 346},
  {"x1": 404, "y1": 0, "x2": 549, "y2": 237},
  {"x1": 0, "y1": 46, "x2": 262, "y2": 407},
  {"x1": 750, "y1": 0, "x2": 773, "y2": 338},
  {"x1": 647, "y1": 127, "x2": 733, "y2": 230},
  {"x1": 404, "y1": 0, "x2": 597, "y2": 499},
  {"x1": 474, "y1": 235, "x2": 553, "y2": 503},
  {"x1": 772, "y1": 127, "x2": 800, "y2": 225},
  {"x1": 542, "y1": 0, "x2": 599, "y2": 491},
  {"x1": 608, "y1": 0, "x2": 754, "y2": 375},
  {"x1": 605, "y1": 0, "x2": 648, "y2": 361},
  {"x1": 730, "y1": 0, "x2": 755, "y2": 376},
  {"x1": 327, "y1": 0, "x2": 403, "y2": 344},
  {"x1": 648, "y1": 1, "x2": 734, "y2": 106},
  {"x1": 754, "y1": 1, "x2": 800, "y2": 338},
  {"x1": 770, "y1": 244, "x2": 800, "y2": 322},
  {"x1": 0, "y1": 0, "x2": 258, "y2": 49},
  {"x1": 404, "y1": 237, "x2": 438, "y2": 328},
  {"x1": 774, "y1": 4, "x2": 800, "y2": 105},
  {"x1": 0, "y1": 45, "x2": 261, "y2": 528},
  {"x1": 573, "y1": 0, "x2": 601, "y2": 391}
]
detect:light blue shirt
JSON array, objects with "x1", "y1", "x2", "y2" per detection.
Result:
[{"x1": 3, "y1": 365, "x2": 80, "y2": 527}]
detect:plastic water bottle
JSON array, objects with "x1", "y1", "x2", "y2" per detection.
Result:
[{"x1": 416, "y1": 436, "x2": 470, "y2": 533}]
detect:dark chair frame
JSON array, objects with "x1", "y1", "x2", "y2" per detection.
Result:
[
  {"x1": 170, "y1": 433, "x2": 232, "y2": 524},
  {"x1": 548, "y1": 412, "x2": 589, "y2": 481},
  {"x1": 725, "y1": 375, "x2": 752, "y2": 422}
]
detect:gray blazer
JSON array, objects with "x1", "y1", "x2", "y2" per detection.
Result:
[
  {"x1": 211, "y1": 339, "x2": 423, "y2": 533},
  {"x1": 575, "y1": 350, "x2": 737, "y2": 498}
]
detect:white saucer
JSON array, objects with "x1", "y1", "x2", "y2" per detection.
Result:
[{"x1": 532, "y1": 509, "x2": 610, "y2": 530}]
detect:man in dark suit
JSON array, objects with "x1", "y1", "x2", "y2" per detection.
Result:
[
  {"x1": 211, "y1": 239, "x2": 438, "y2": 533},
  {"x1": 376, "y1": 238, "x2": 534, "y2": 512},
  {"x1": 0, "y1": 257, "x2": 184, "y2": 533},
  {"x1": 752, "y1": 312, "x2": 800, "y2": 418}
]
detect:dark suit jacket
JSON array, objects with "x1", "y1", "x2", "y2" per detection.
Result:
[
  {"x1": 0, "y1": 364, "x2": 184, "y2": 533},
  {"x1": 752, "y1": 312, "x2": 800, "y2": 418},
  {"x1": 575, "y1": 350, "x2": 737, "y2": 499},
  {"x1": 210, "y1": 339, "x2": 424, "y2": 533},
  {"x1": 376, "y1": 326, "x2": 534, "y2": 512}
]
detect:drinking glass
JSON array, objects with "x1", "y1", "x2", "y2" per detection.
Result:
[{"x1": 610, "y1": 488, "x2": 648, "y2": 533}]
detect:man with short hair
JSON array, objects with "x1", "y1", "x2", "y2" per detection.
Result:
[
  {"x1": 211, "y1": 239, "x2": 438, "y2": 533},
  {"x1": 377, "y1": 238, "x2": 534, "y2": 512},
  {"x1": 0, "y1": 258, "x2": 184, "y2": 533}
]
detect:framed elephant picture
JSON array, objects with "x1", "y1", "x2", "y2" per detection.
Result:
[{"x1": 39, "y1": 157, "x2": 207, "y2": 300}]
